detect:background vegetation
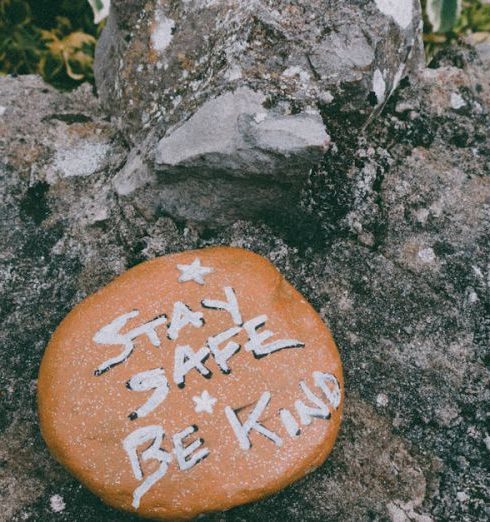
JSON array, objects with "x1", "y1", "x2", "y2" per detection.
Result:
[
  {"x1": 0, "y1": 0, "x2": 99, "y2": 89},
  {"x1": 422, "y1": 0, "x2": 490, "y2": 59},
  {"x1": 1, "y1": 0, "x2": 490, "y2": 90}
]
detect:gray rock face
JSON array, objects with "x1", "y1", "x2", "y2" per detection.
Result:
[
  {"x1": 95, "y1": 0, "x2": 423, "y2": 223},
  {"x1": 1, "y1": 44, "x2": 489, "y2": 520},
  {"x1": 155, "y1": 87, "x2": 330, "y2": 179},
  {"x1": 96, "y1": 0, "x2": 422, "y2": 142},
  {"x1": 151, "y1": 86, "x2": 330, "y2": 223}
]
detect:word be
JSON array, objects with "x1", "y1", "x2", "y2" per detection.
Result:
[
  {"x1": 124, "y1": 423, "x2": 208, "y2": 509},
  {"x1": 123, "y1": 370, "x2": 341, "y2": 508}
]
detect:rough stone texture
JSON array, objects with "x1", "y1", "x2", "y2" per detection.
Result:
[
  {"x1": 155, "y1": 87, "x2": 330, "y2": 179},
  {"x1": 150, "y1": 86, "x2": 330, "y2": 224},
  {"x1": 96, "y1": 0, "x2": 422, "y2": 142},
  {"x1": 95, "y1": 0, "x2": 423, "y2": 223},
  {"x1": 1, "y1": 44, "x2": 489, "y2": 522}
]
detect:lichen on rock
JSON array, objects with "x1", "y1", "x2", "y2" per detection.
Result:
[{"x1": 95, "y1": 0, "x2": 423, "y2": 223}]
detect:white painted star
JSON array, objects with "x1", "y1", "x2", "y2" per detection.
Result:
[
  {"x1": 192, "y1": 390, "x2": 217, "y2": 414},
  {"x1": 177, "y1": 257, "x2": 213, "y2": 285}
]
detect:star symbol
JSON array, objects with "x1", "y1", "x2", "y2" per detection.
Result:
[
  {"x1": 192, "y1": 390, "x2": 217, "y2": 414},
  {"x1": 177, "y1": 257, "x2": 214, "y2": 285}
]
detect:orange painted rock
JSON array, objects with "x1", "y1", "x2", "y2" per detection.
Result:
[{"x1": 38, "y1": 247, "x2": 343, "y2": 520}]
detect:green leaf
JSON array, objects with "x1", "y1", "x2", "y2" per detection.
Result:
[
  {"x1": 427, "y1": 0, "x2": 462, "y2": 33},
  {"x1": 3, "y1": 0, "x2": 31, "y2": 26},
  {"x1": 39, "y1": 51, "x2": 64, "y2": 80}
]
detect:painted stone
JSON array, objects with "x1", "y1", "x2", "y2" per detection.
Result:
[{"x1": 38, "y1": 247, "x2": 343, "y2": 520}]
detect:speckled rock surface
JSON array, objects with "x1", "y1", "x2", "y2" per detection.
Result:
[
  {"x1": 96, "y1": 0, "x2": 423, "y2": 142},
  {"x1": 95, "y1": 0, "x2": 423, "y2": 223},
  {"x1": 1, "y1": 44, "x2": 489, "y2": 521}
]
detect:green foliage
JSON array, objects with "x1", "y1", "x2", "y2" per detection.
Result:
[
  {"x1": 1, "y1": 0, "x2": 490, "y2": 89},
  {"x1": 0, "y1": 0, "x2": 101, "y2": 89},
  {"x1": 423, "y1": 0, "x2": 490, "y2": 60},
  {"x1": 426, "y1": 0, "x2": 462, "y2": 33}
]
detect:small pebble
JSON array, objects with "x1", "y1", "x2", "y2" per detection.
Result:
[
  {"x1": 418, "y1": 247, "x2": 436, "y2": 263},
  {"x1": 450, "y1": 92, "x2": 466, "y2": 110},
  {"x1": 376, "y1": 393, "x2": 389, "y2": 407},
  {"x1": 50, "y1": 494, "x2": 66, "y2": 513}
]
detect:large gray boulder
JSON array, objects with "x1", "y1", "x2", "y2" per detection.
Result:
[
  {"x1": 96, "y1": 0, "x2": 423, "y2": 143},
  {"x1": 95, "y1": 0, "x2": 423, "y2": 224}
]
